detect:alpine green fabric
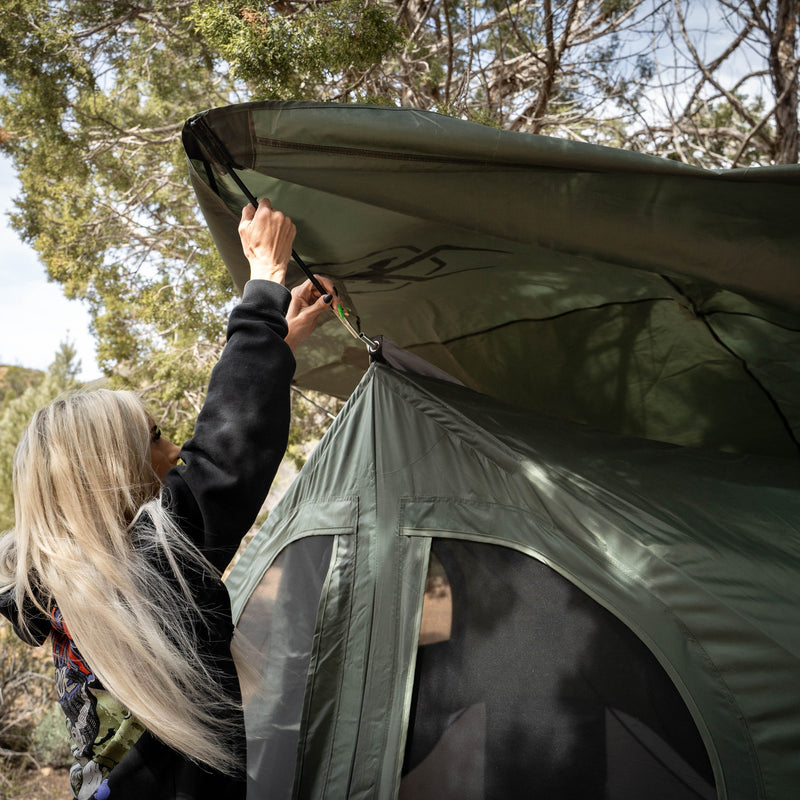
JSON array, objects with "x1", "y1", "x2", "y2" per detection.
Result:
[
  {"x1": 227, "y1": 364, "x2": 800, "y2": 799},
  {"x1": 183, "y1": 101, "x2": 800, "y2": 456}
]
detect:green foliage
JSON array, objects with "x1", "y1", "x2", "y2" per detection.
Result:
[
  {"x1": 0, "y1": 1, "x2": 354, "y2": 455},
  {"x1": 30, "y1": 703, "x2": 71, "y2": 768},
  {"x1": 191, "y1": 0, "x2": 404, "y2": 99},
  {"x1": 0, "y1": 342, "x2": 82, "y2": 530},
  {"x1": 0, "y1": 0, "x2": 236, "y2": 434},
  {"x1": 285, "y1": 389, "x2": 343, "y2": 471},
  {"x1": 600, "y1": 0, "x2": 636, "y2": 15},
  {"x1": 0, "y1": 367, "x2": 43, "y2": 415}
]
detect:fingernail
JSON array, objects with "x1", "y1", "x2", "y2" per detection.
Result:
[{"x1": 323, "y1": 294, "x2": 333, "y2": 304}]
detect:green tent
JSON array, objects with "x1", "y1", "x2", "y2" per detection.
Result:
[
  {"x1": 182, "y1": 100, "x2": 800, "y2": 457},
  {"x1": 182, "y1": 102, "x2": 800, "y2": 798},
  {"x1": 226, "y1": 363, "x2": 799, "y2": 800}
]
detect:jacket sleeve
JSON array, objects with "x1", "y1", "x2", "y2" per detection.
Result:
[
  {"x1": 163, "y1": 279, "x2": 296, "y2": 571},
  {"x1": 0, "y1": 588, "x2": 51, "y2": 646}
]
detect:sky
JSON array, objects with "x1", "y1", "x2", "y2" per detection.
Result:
[{"x1": 0, "y1": 155, "x2": 101, "y2": 381}]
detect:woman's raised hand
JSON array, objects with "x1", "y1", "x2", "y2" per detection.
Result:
[
  {"x1": 238, "y1": 199, "x2": 297, "y2": 284},
  {"x1": 285, "y1": 276, "x2": 335, "y2": 352}
]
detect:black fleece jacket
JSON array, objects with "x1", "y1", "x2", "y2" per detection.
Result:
[{"x1": 1, "y1": 279, "x2": 296, "y2": 800}]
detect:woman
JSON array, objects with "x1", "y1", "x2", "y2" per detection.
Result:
[{"x1": 0, "y1": 200, "x2": 331, "y2": 799}]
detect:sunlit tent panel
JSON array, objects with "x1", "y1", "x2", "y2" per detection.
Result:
[
  {"x1": 182, "y1": 101, "x2": 800, "y2": 456},
  {"x1": 226, "y1": 364, "x2": 800, "y2": 799}
]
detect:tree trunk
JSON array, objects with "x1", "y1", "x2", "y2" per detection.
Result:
[{"x1": 769, "y1": 0, "x2": 799, "y2": 163}]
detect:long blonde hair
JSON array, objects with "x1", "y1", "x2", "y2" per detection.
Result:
[{"x1": 0, "y1": 389, "x2": 241, "y2": 774}]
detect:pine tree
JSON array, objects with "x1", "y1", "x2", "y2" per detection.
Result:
[{"x1": 0, "y1": 341, "x2": 82, "y2": 530}]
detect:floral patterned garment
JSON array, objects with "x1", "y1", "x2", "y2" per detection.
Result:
[{"x1": 51, "y1": 607, "x2": 147, "y2": 800}]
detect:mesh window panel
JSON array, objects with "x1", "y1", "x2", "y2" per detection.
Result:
[
  {"x1": 400, "y1": 539, "x2": 716, "y2": 800},
  {"x1": 233, "y1": 536, "x2": 334, "y2": 799}
]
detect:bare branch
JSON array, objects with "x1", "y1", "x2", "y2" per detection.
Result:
[{"x1": 674, "y1": 0, "x2": 759, "y2": 129}]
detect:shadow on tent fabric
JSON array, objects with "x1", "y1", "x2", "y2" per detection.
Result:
[{"x1": 400, "y1": 539, "x2": 716, "y2": 800}]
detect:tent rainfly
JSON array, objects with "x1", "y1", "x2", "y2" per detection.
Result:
[
  {"x1": 182, "y1": 100, "x2": 800, "y2": 458},
  {"x1": 183, "y1": 102, "x2": 800, "y2": 799}
]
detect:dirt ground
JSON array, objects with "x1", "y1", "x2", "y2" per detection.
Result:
[{"x1": 3, "y1": 766, "x2": 71, "y2": 800}]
